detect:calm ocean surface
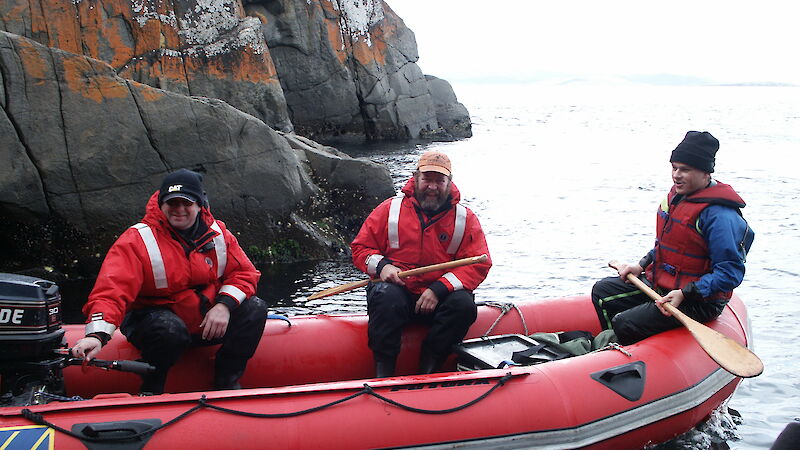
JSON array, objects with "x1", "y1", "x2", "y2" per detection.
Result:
[{"x1": 267, "y1": 83, "x2": 800, "y2": 448}]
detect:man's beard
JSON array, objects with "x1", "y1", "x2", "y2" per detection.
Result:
[{"x1": 416, "y1": 188, "x2": 450, "y2": 213}]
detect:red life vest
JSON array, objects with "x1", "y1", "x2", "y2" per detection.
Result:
[{"x1": 648, "y1": 182, "x2": 745, "y2": 299}]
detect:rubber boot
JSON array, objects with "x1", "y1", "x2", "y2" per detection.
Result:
[
  {"x1": 213, "y1": 374, "x2": 243, "y2": 391},
  {"x1": 140, "y1": 366, "x2": 169, "y2": 395},
  {"x1": 214, "y1": 356, "x2": 246, "y2": 390},
  {"x1": 417, "y1": 351, "x2": 445, "y2": 375},
  {"x1": 375, "y1": 360, "x2": 396, "y2": 378}
]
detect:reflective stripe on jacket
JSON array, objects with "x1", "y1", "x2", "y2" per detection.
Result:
[
  {"x1": 351, "y1": 177, "x2": 491, "y2": 296},
  {"x1": 83, "y1": 192, "x2": 260, "y2": 336},
  {"x1": 648, "y1": 181, "x2": 745, "y2": 299}
]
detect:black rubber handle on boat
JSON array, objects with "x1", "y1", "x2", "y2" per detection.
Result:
[
  {"x1": 106, "y1": 359, "x2": 156, "y2": 374},
  {"x1": 79, "y1": 358, "x2": 156, "y2": 375}
]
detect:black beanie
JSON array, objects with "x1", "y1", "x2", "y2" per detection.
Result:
[
  {"x1": 670, "y1": 131, "x2": 719, "y2": 173},
  {"x1": 158, "y1": 169, "x2": 205, "y2": 205}
]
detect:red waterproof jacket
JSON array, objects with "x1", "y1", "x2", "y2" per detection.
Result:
[
  {"x1": 83, "y1": 192, "x2": 260, "y2": 336},
  {"x1": 648, "y1": 182, "x2": 745, "y2": 299},
  {"x1": 351, "y1": 177, "x2": 491, "y2": 296}
]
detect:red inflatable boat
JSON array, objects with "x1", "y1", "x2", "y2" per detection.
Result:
[{"x1": 0, "y1": 292, "x2": 753, "y2": 449}]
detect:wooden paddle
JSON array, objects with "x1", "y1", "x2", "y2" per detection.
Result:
[
  {"x1": 308, "y1": 254, "x2": 488, "y2": 300},
  {"x1": 608, "y1": 261, "x2": 763, "y2": 378}
]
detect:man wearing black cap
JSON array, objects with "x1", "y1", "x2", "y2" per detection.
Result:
[
  {"x1": 591, "y1": 132, "x2": 755, "y2": 345},
  {"x1": 73, "y1": 169, "x2": 267, "y2": 394}
]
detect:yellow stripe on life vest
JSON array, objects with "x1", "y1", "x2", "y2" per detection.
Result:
[{"x1": 660, "y1": 197, "x2": 670, "y2": 214}]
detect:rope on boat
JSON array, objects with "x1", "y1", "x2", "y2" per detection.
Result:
[
  {"x1": 199, "y1": 389, "x2": 366, "y2": 418},
  {"x1": 35, "y1": 391, "x2": 85, "y2": 402},
  {"x1": 480, "y1": 301, "x2": 529, "y2": 336},
  {"x1": 20, "y1": 373, "x2": 515, "y2": 443},
  {"x1": 21, "y1": 402, "x2": 204, "y2": 443},
  {"x1": 200, "y1": 372, "x2": 515, "y2": 418},
  {"x1": 361, "y1": 372, "x2": 514, "y2": 414}
]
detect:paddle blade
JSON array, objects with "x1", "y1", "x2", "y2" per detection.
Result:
[
  {"x1": 666, "y1": 303, "x2": 764, "y2": 378},
  {"x1": 693, "y1": 329, "x2": 764, "y2": 378}
]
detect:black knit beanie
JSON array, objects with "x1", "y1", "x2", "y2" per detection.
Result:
[{"x1": 670, "y1": 131, "x2": 719, "y2": 173}]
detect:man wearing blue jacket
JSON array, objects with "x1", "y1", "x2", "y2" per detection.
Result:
[{"x1": 592, "y1": 131, "x2": 754, "y2": 345}]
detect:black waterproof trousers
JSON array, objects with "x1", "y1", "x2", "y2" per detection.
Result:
[
  {"x1": 591, "y1": 276, "x2": 727, "y2": 345},
  {"x1": 366, "y1": 282, "x2": 477, "y2": 365},
  {"x1": 120, "y1": 296, "x2": 268, "y2": 394}
]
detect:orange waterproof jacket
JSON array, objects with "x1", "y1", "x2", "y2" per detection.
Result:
[
  {"x1": 351, "y1": 177, "x2": 491, "y2": 296},
  {"x1": 83, "y1": 192, "x2": 260, "y2": 336}
]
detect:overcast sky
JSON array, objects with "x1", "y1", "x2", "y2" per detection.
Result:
[{"x1": 387, "y1": 0, "x2": 800, "y2": 85}]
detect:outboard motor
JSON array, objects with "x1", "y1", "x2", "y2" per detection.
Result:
[{"x1": 0, "y1": 273, "x2": 66, "y2": 406}]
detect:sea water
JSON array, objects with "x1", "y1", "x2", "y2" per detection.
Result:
[{"x1": 267, "y1": 83, "x2": 800, "y2": 448}]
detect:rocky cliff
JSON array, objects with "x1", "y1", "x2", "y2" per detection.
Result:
[
  {"x1": 0, "y1": 30, "x2": 394, "y2": 274},
  {"x1": 0, "y1": 0, "x2": 471, "y2": 141},
  {"x1": 0, "y1": 0, "x2": 472, "y2": 276}
]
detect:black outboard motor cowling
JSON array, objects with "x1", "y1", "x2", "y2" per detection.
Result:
[
  {"x1": 0, "y1": 273, "x2": 64, "y2": 357},
  {"x1": 0, "y1": 274, "x2": 67, "y2": 405}
]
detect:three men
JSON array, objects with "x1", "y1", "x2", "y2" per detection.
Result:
[
  {"x1": 73, "y1": 169, "x2": 267, "y2": 394},
  {"x1": 351, "y1": 151, "x2": 492, "y2": 377},
  {"x1": 592, "y1": 131, "x2": 754, "y2": 344}
]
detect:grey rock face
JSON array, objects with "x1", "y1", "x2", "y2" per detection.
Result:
[
  {"x1": 425, "y1": 75, "x2": 473, "y2": 139},
  {"x1": 248, "y1": 0, "x2": 364, "y2": 138},
  {"x1": 284, "y1": 132, "x2": 394, "y2": 202},
  {"x1": 1, "y1": 0, "x2": 471, "y2": 144},
  {"x1": 0, "y1": 31, "x2": 393, "y2": 272},
  {"x1": 253, "y1": 0, "x2": 457, "y2": 141},
  {"x1": 0, "y1": 0, "x2": 293, "y2": 132}
]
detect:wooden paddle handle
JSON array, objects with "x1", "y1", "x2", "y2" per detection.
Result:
[
  {"x1": 608, "y1": 261, "x2": 687, "y2": 321},
  {"x1": 394, "y1": 254, "x2": 488, "y2": 279},
  {"x1": 308, "y1": 254, "x2": 488, "y2": 300}
]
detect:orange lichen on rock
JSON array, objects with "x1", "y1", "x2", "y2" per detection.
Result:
[
  {"x1": 3, "y1": 2, "x2": 33, "y2": 34},
  {"x1": 36, "y1": 0, "x2": 82, "y2": 55},
  {"x1": 351, "y1": 30, "x2": 386, "y2": 67},
  {"x1": 152, "y1": 54, "x2": 191, "y2": 88},
  {"x1": 183, "y1": 50, "x2": 279, "y2": 84},
  {"x1": 60, "y1": 55, "x2": 129, "y2": 103},
  {"x1": 14, "y1": 38, "x2": 50, "y2": 84},
  {"x1": 136, "y1": 83, "x2": 166, "y2": 102},
  {"x1": 325, "y1": 18, "x2": 348, "y2": 65},
  {"x1": 132, "y1": 17, "x2": 173, "y2": 57},
  {"x1": 75, "y1": 0, "x2": 137, "y2": 69},
  {"x1": 7, "y1": 0, "x2": 280, "y2": 88}
]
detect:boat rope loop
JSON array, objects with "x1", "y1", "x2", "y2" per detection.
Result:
[
  {"x1": 20, "y1": 402, "x2": 204, "y2": 443},
  {"x1": 198, "y1": 389, "x2": 366, "y2": 418},
  {"x1": 201, "y1": 373, "x2": 514, "y2": 418},
  {"x1": 19, "y1": 373, "x2": 515, "y2": 443},
  {"x1": 35, "y1": 391, "x2": 86, "y2": 402},
  {"x1": 361, "y1": 372, "x2": 514, "y2": 414},
  {"x1": 481, "y1": 301, "x2": 529, "y2": 336}
]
